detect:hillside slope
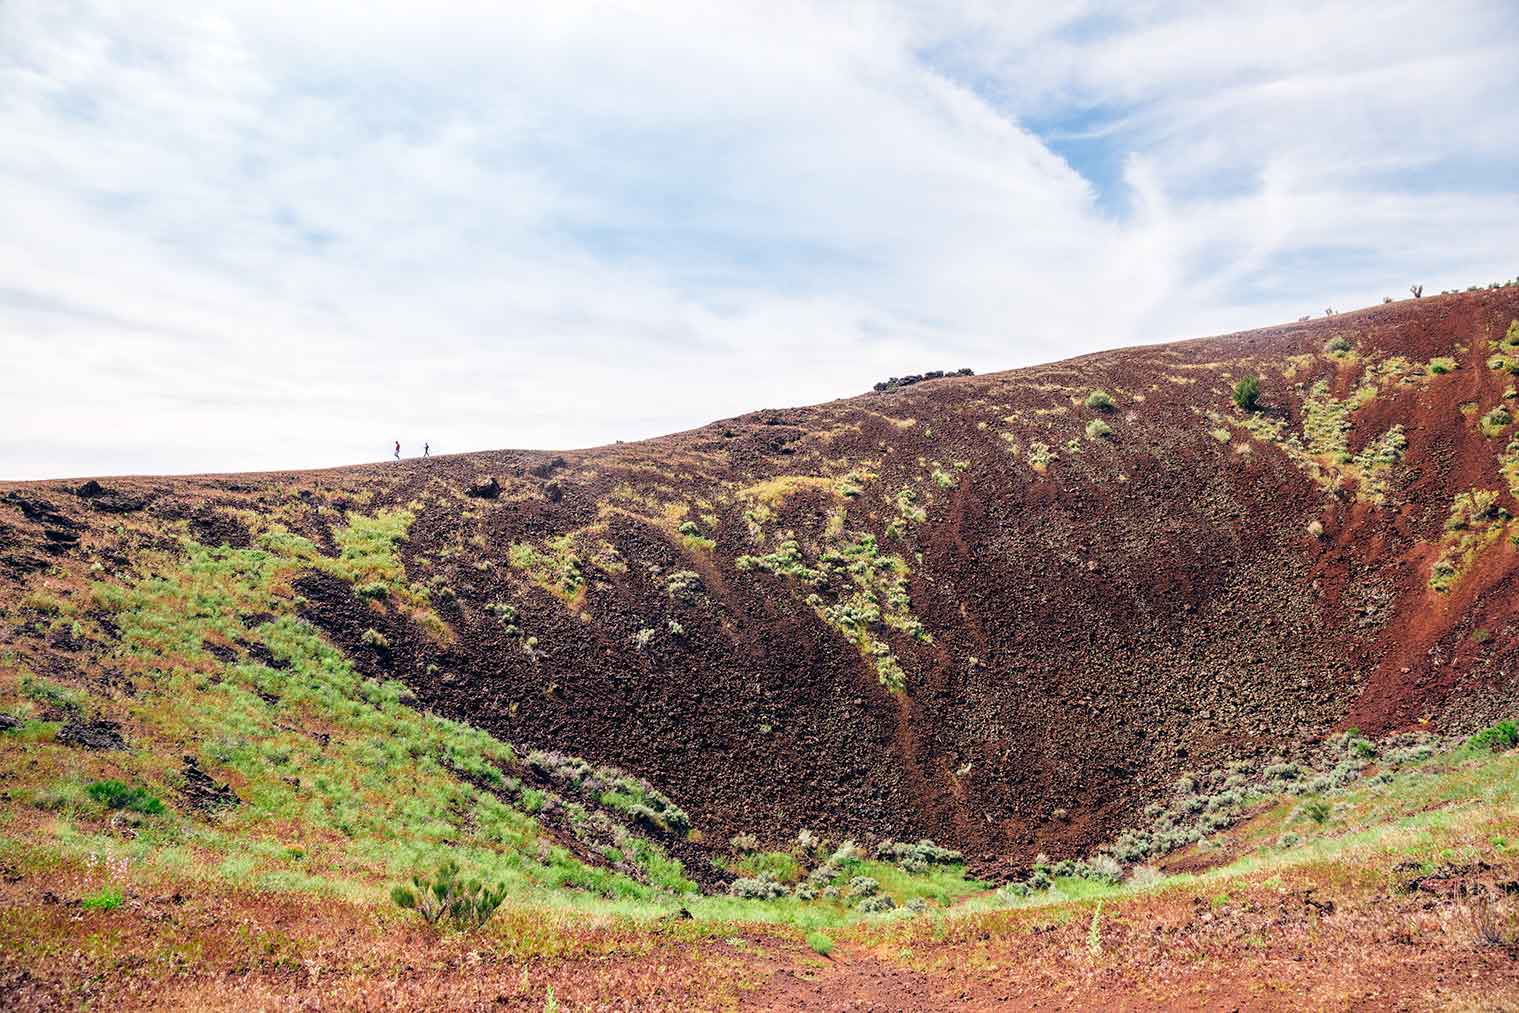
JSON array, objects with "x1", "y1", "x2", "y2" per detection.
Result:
[{"x1": 5, "y1": 288, "x2": 1519, "y2": 875}]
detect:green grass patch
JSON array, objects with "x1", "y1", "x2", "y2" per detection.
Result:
[
  {"x1": 806, "y1": 930, "x2": 835, "y2": 956},
  {"x1": 80, "y1": 886, "x2": 124, "y2": 911},
  {"x1": 86, "y1": 781, "x2": 165, "y2": 816}
]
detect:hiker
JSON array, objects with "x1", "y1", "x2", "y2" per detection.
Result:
[
  {"x1": 424, "y1": 442, "x2": 430, "y2": 458},
  {"x1": 393, "y1": 440, "x2": 400, "y2": 460}
]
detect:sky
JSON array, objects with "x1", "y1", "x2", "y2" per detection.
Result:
[{"x1": 3, "y1": 1, "x2": 1518, "y2": 480}]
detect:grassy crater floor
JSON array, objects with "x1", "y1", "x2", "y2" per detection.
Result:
[{"x1": 1, "y1": 720, "x2": 1517, "y2": 1008}]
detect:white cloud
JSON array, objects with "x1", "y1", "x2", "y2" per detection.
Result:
[{"x1": 2, "y1": 0, "x2": 1516, "y2": 478}]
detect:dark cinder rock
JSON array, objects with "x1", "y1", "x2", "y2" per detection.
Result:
[
  {"x1": 90, "y1": 492, "x2": 150, "y2": 514},
  {"x1": 467, "y1": 477, "x2": 501, "y2": 499},
  {"x1": 71, "y1": 480, "x2": 150, "y2": 513},
  {"x1": 55, "y1": 719, "x2": 126, "y2": 750},
  {"x1": 873, "y1": 367, "x2": 975, "y2": 392},
  {"x1": 529, "y1": 455, "x2": 567, "y2": 478},
  {"x1": 181, "y1": 756, "x2": 239, "y2": 813},
  {"x1": 4, "y1": 492, "x2": 82, "y2": 529}
]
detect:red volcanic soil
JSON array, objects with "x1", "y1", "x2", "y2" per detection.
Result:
[{"x1": 4, "y1": 289, "x2": 1519, "y2": 868}]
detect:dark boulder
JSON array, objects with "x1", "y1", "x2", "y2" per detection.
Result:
[
  {"x1": 72, "y1": 481, "x2": 150, "y2": 513},
  {"x1": 90, "y1": 492, "x2": 150, "y2": 514},
  {"x1": 467, "y1": 477, "x2": 501, "y2": 499}
]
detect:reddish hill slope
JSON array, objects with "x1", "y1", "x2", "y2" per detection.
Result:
[{"x1": 4, "y1": 289, "x2": 1519, "y2": 866}]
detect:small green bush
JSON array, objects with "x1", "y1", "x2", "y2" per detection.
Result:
[
  {"x1": 848, "y1": 875, "x2": 880, "y2": 898},
  {"x1": 1325, "y1": 336, "x2": 1352, "y2": 354},
  {"x1": 806, "y1": 930, "x2": 835, "y2": 956},
  {"x1": 1085, "y1": 419, "x2": 1113, "y2": 440},
  {"x1": 1297, "y1": 799, "x2": 1332, "y2": 825},
  {"x1": 1387, "y1": 744, "x2": 1433, "y2": 766},
  {"x1": 734, "y1": 850, "x2": 803, "y2": 883},
  {"x1": 81, "y1": 886, "x2": 124, "y2": 911},
  {"x1": 1232, "y1": 376, "x2": 1261, "y2": 411},
  {"x1": 1480, "y1": 406, "x2": 1513, "y2": 438},
  {"x1": 391, "y1": 861, "x2": 507, "y2": 931},
  {"x1": 1349, "y1": 738, "x2": 1377, "y2": 760},
  {"x1": 1469, "y1": 720, "x2": 1518, "y2": 752},
  {"x1": 1429, "y1": 357, "x2": 1457, "y2": 375},
  {"x1": 1085, "y1": 390, "x2": 1114, "y2": 411},
  {"x1": 1085, "y1": 854, "x2": 1122, "y2": 884},
  {"x1": 86, "y1": 780, "x2": 165, "y2": 815},
  {"x1": 354, "y1": 581, "x2": 390, "y2": 600}
]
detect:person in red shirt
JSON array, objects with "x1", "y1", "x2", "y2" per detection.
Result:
[{"x1": 393, "y1": 441, "x2": 400, "y2": 460}]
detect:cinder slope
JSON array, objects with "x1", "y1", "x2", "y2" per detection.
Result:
[{"x1": 4, "y1": 288, "x2": 1518, "y2": 866}]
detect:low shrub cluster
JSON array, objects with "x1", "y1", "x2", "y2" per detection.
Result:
[
  {"x1": 999, "y1": 850, "x2": 1124, "y2": 899},
  {"x1": 728, "y1": 873, "x2": 789, "y2": 899},
  {"x1": 1469, "y1": 719, "x2": 1518, "y2": 752},
  {"x1": 874, "y1": 838, "x2": 962, "y2": 873},
  {"x1": 800, "y1": 840, "x2": 859, "y2": 894},
  {"x1": 524, "y1": 750, "x2": 690, "y2": 835},
  {"x1": 848, "y1": 875, "x2": 879, "y2": 898},
  {"x1": 739, "y1": 529, "x2": 926, "y2": 692},
  {"x1": 663, "y1": 570, "x2": 704, "y2": 603},
  {"x1": 1480, "y1": 405, "x2": 1513, "y2": 439}
]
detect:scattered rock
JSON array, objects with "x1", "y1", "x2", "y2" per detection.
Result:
[
  {"x1": 203, "y1": 642, "x2": 236, "y2": 663},
  {"x1": 1, "y1": 554, "x2": 50, "y2": 575},
  {"x1": 189, "y1": 509, "x2": 251, "y2": 549},
  {"x1": 180, "y1": 756, "x2": 239, "y2": 813},
  {"x1": 3, "y1": 492, "x2": 82, "y2": 529},
  {"x1": 529, "y1": 456, "x2": 567, "y2": 479},
  {"x1": 0, "y1": 713, "x2": 20, "y2": 733},
  {"x1": 42, "y1": 529, "x2": 80, "y2": 553},
  {"x1": 55, "y1": 719, "x2": 126, "y2": 750},
  {"x1": 70, "y1": 481, "x2": 151, "y2": 513},
  {"x1": 873, "y1": 368, "x2": 974, "y2": 393}
]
